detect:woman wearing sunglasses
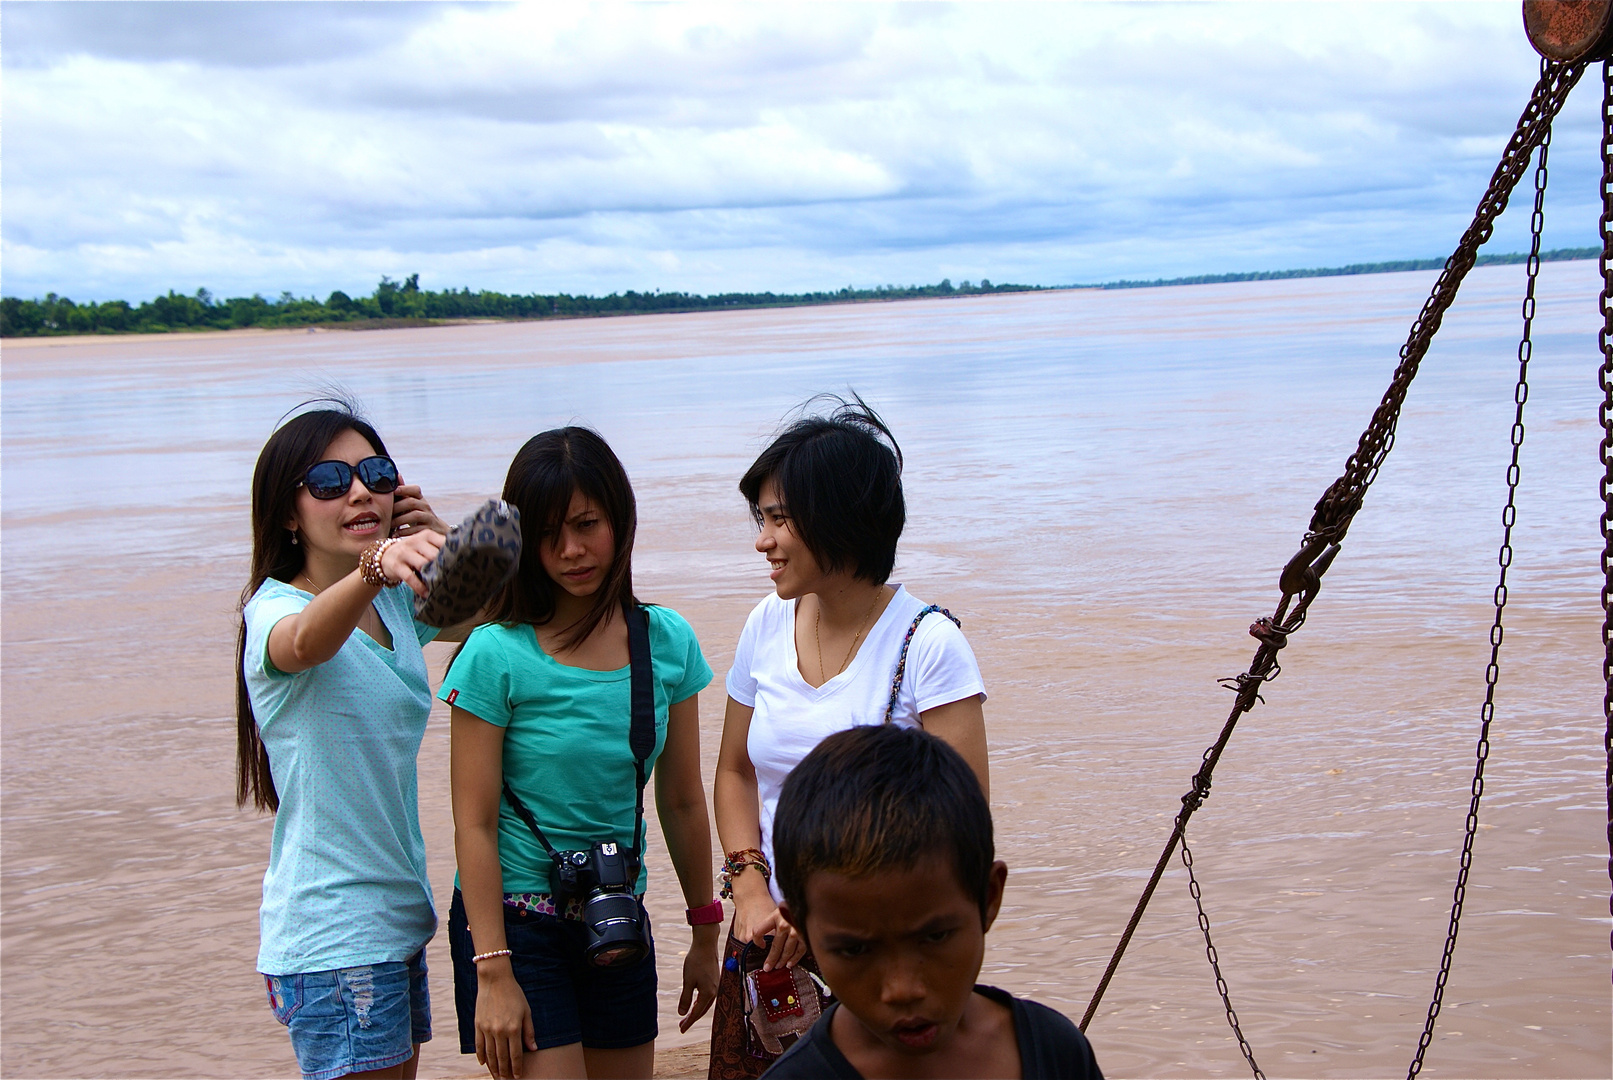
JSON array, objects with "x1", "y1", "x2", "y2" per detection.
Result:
[{"x1": 236, "y1": 403, "x2": 469, "y2": 1080}]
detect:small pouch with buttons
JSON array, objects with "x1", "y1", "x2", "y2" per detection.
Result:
[
  {"x1": 740, "y1": 943, "x2": 825, "y2": 1056},
  {"x1": 753, "y1": 966, "x2": 805, "y2": 1023}
]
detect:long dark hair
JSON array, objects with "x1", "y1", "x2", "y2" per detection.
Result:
[
  {"x1": 474, "y1": 426, "x2": 640, "y2": 652},
  {"x1": 236, "y1": 405, "x2": 390, "y2": 813}
]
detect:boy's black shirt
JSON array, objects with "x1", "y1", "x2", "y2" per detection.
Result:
[{"x1": 760, "y1": 984, "x2": 1103, "y2": 1080}]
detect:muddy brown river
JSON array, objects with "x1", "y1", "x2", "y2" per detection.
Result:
[{"x1": 3, "y1": 266, "x2": 1607, "y2": 1077}]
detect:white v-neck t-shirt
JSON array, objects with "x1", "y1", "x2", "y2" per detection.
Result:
[{"x1": 725, "y1": 584, "x2": 986, "y2": 902}]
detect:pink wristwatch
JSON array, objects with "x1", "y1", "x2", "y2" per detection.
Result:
[{"x1": 686, "y1": 899, "x2": 725, "y2": 926}]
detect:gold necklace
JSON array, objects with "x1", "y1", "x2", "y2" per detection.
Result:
[
  {"x1": 298, "y1": 572, "x2": 323, "y2": 595},
  {"x1": 815, "y1": 588, "x2": 884, "y2": 684}
]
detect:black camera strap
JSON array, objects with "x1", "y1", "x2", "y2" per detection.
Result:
[
  {"x1": 500, "y1": 602, "x2": 655, "y2": 872},
  {"x1": 624, "y1": 602, "x2": 655, "y2": 861}
]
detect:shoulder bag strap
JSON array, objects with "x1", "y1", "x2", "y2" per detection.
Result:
[
  {"x1": 882, "y1": 604, "x2": 961, "y2": 724},
  {"x1": 500, "y1": 604, "x2": 656, "y2": 865}
]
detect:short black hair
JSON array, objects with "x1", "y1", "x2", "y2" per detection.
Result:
[
  {"x1": 773, "y1": 724, "x2": 995, "y2": 927},
  {"x1": 739, "y1": 394, "x2": 904, "y2": 585}
]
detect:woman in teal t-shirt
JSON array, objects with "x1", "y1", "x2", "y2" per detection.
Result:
[{"x1": 442, "y1": 427, "x2": 721, "y2": 1080}]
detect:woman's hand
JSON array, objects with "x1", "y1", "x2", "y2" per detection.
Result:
[
  {"x1": 391, "y1": 483, "x2": 449, "y2": 537},
  {"x1": 755, "y1": 906, "x2": 808, "y2": 972},
  {"x1": 729, "y1": 874, "x2": 773, "y2": 946},
  {"x1": 733, "y1": 876, "x2": 806, "y2": 971},
  {"x1": 473, "y1": 961, "x2": 537, "y2": 1080},
  {"x1": 381, "y1": 529, "x2": 445, "y2": 598},
  {"x1": 677, "y1": 923, "x2": 722, "y2": 1032}
]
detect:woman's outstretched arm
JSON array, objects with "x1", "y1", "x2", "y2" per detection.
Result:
[
  {"x1": 451, "y1": 706, "x2": 536, "y2": 1080},
  {"x1": 268, "y1": 531, "x2": 443, "y2": 672},
  {"x1": 654, "y1": 693, "x2": 721, "y2": 1032}
]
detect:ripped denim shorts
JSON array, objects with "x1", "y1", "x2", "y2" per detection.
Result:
[{"x1": 263, "y1": 950, "x2": 431, "y2": 1080}]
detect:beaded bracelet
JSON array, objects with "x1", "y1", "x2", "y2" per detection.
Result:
[
  {"x1": 719, "y1": 848, "x2": 771, "y2": 900},
  {"x1": 359, "y1": 537, "x2": 401, "y2": 587},
  {"x1": 725, "y1": 847, "x2": 766, "y2": 869},
  {"x1": 471, "y1": 948, "x2": 513, "y2": 963}
]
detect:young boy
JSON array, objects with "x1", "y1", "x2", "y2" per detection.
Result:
[{"x1": 763, "y1": 724, "x2": 1103, "y2": 1079}]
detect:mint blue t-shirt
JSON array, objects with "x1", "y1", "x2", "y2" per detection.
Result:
[
  {"x1": 243, "y1": 578, "x2": 440, "y2": 975},
  {"x1": 438, "y1": 605, "x2": 712, "y2": 895}
]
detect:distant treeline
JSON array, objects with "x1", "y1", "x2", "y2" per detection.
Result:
[
  {"x1": 1091, "y1": 247, "x2": 1600, "y2": 290},
  {"x1": 0, "y1": 275, "x2": 1038, "y2": 337},
  {"x1": 10, "y1": 247, "x2": 1601, "y2": 337}
]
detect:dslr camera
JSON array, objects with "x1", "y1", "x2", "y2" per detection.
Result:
[{"x1": 550, "y1": 841, "x2": 649, "y2": 968}]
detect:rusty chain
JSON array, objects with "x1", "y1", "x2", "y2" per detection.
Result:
[
  {"x1": 1407, "y1": 76, "x2": 1553, "y2": 1080},
  {"x1": 1306, "y1": 59, "x2": 1584, "y2": 546},
  {"x1": 1181, "y1": 835, "x2": 1264, "y2": 1078},
  {"x1": 1078, "y1": 58, "x2": 1586, "y2": 1067},
  {"x1": 1600, "y1": 57, "x2": 1613, "y2": 968}
]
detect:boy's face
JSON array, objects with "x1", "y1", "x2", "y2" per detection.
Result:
[{"x1": 786, "y1": 854, "x2": 1009, "y2": 1057}]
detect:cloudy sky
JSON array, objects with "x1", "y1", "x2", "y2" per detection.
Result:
[{"x1": 3, "y1": 1, "x2": 1604, "y2": 303}]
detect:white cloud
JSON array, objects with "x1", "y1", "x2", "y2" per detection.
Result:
[{"x1": 2, "y1": 1, "x2": 1598, "y2": 302}]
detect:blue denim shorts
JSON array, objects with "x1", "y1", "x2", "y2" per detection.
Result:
[
  {"x1": 448, "y1": 888, "x2": 657, "y2": 1053},
  {"x1": 264, "y1": 950, "x2": 431, "y2": 1080}
]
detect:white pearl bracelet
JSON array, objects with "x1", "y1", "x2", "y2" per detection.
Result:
[{"x1": 359, "y1": 537, "x2": 401, "y2": 588}]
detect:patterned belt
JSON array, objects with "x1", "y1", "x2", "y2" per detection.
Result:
[{"x1": 503, "y1": 891, "x2": 585, "y2": 921}]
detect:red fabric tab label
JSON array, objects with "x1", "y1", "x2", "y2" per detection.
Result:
[{"x1": 446, "y1": 689, "x2": 459, "y2": 704}]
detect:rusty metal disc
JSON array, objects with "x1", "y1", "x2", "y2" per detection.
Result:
[{"x1": 1525, "y1": 0, "x2": 1613, "y2": 62}]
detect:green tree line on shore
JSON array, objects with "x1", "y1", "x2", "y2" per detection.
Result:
[
  {"x1": 1090, "y1": 247, "x2": 1600, "y2": 290},
  {"x1": 0, "y1": 275, "x2": 1037, "y2": 337},
  {"x1": 11, "y1": 248, "x2": 1594, "y2": 337}
]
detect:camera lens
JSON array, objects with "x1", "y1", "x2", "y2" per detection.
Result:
[
  {"x1": 590, "y1": 943, "x2": 642, "y2": 967},
  {"x1": 582, "y1": 892, "x2": 649, "y2": 969}
]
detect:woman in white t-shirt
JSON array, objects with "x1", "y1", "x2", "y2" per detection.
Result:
[{"x1": 707, "y1": 397, "x2": 988, "y2": 1079}]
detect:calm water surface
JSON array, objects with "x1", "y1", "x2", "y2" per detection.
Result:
[{"x1": 3, "y1": 265, "x2": 1608, "y2": 1077}]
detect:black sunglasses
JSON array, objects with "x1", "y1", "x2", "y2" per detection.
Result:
[{"x1": 300, "y1": 456, "x2": 401, "y2": 500}]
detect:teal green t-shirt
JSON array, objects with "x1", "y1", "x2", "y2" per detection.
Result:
[{"x1": 439, "y1": 605, "x2": 712, "y2": 894}]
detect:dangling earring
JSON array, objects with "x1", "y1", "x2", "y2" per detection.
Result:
[{"x1": 290, "y1": 530, "x2": 299, "y2": 545}]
